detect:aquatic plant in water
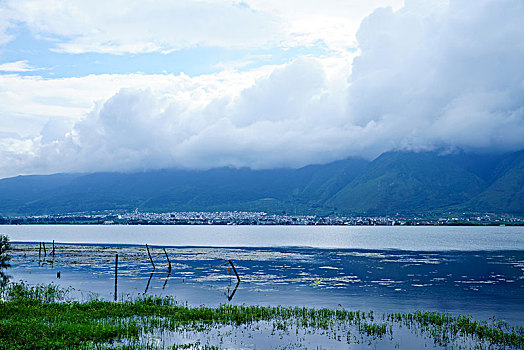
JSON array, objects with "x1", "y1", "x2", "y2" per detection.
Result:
[{"x1": 0, "y1": 282, "x2": 523, "y2": 349}]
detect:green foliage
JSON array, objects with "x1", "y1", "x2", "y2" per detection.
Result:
[
  {"x1": 1, "y1": 282, "x2": 523, "y2": 349},
  {"x1": 0, "y1": 234, "x2": 10, "y2": 287},
  {"x1": 1, "y1": 281, "x2": 68, "y2": 303}
]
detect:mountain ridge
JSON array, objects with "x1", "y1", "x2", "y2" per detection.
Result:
[{"x1": 0, "y1": 150, "x2": 522, "y2": 216}]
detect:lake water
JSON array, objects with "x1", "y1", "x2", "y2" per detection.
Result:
[
  {"x1": 2, "y1": 225, "x2": 524, "y2": 327},
  {"x1": 3, "y1": 224, "x2": 524, "y2": 250}
]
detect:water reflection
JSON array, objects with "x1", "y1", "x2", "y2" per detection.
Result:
[
  {"x1": 144, "y1": 271, "x2": 154, "y2": 294},
  {"x1": 162, "y1": 271, "x2": 171, "y2": 290},
  {"x1": 226, "y1": 281, "x2": 240, "y2": 301}
]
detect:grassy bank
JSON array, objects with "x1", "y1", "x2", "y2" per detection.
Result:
[{"x1": 1, "y1": 282, "x2": 523, "y2": 349}]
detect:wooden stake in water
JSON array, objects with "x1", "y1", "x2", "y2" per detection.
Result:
[
  {"x1": 42, "y1": 242, "x2": 47, "y2": 256},
  {"x1": 228, "y1": 259, "x2": 241, "y2": 283},
  {"x1": 39, "y1": 242, "x2": 41, "y2": 259},
  {"x1": 146, "y1": 244, "x2": 155, "y2": 270},
  {"x1": 52, "y1": 240, "x2": 55, "y2": 256},
  {"x1": 163, "y1": 248, "x2": 171, "y2": 271},
  {"x1": 114, "y1": 253, "x2": 118, "y2": 302}
]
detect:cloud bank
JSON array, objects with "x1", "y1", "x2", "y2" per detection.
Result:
[{"x1": 1, "y1": 0, "x2": 524, "y2": 178}]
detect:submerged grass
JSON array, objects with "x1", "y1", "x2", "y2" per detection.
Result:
[{"x1": 1, "y1": 282, "x2": 523, "y2": 349}]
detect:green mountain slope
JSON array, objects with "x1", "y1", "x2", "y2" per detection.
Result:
[
  {"x1": 464, "y1": 150, "x2": 524, "y2": 215},
  {"x1": 0, "y1": 159, "x2": 368, "y2": 215},
  {"x1": 0, "y1": 150, "x2": 522, "y2": 216},
  {"x1": 325, "y1": 152, "x2": 488, "y2": 215}
]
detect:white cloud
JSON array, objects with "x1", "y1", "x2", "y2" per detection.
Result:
[
  {"x1": 0, "y1": 0, "x2": 404, "y2": 54},
  {"x1": 346, "y1": 0, "x2": 524, "y2": 154},
  {"x1": 4, "y1": 0, "x2": 283, "y2": 54},
  {"x1": 0, "y1": 60, "x2": 38, "y2": 72},
  {"x1": 0, "y1": 57, "x2": 351, "y2": 177},
  {"x1": 1, "y1": 0, "x2": 524, "y2": 178},
  {"x1": 248, "y1": 0, "x2": 404, "y2": 51},
  {"x1": 0, "y1": 8, "x2": 13, "y2": 46},
  {"x1": 0, "y1": 70, "x2": 263, "y2": 138}
]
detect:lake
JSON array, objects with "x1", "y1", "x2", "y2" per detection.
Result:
[
  {"x1": 3, "y1": 224, "x2": 524, "y2": 250},
  {"x1": 2, "y1": 225, "x2": 524, "y2": 327}
]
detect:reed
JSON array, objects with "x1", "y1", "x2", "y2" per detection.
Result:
[{"x1": 1, "y1": 282, "x2": 522, "y2": 350}]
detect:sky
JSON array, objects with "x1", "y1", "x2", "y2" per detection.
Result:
[{"x1": 0, "y1": 0, "x2": 523, "y2": 178}]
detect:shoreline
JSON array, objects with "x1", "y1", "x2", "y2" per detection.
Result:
[{"x1": 2, "y1": 221, "x2": 523, "y2": 226}]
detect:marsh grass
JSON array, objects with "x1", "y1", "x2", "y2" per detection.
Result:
[{"x1": 0, "y1": 282, "x2": 523, "y2": 349}]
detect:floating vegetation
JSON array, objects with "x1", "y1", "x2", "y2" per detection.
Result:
[
  {"x1": 1, "y1": 282, "x2": 523, "y2": 349},
  {"x1": 10, "y1": 243, "x2": 524, "y2": 302}
]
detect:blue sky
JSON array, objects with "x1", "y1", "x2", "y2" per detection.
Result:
[
  {"x1": 0, "y1": 0, "x2": 368, "y2": 78},
  {"x1": 0, "y1": 0, "x2": 523, "y2": 178},
  {"x1": 1, "y1": 25, "x2": 336, "y2": 78}
]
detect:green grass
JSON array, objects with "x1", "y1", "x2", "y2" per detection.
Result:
[{"x1": 1, "y1": 282, "x2": 523, "y2": 349}]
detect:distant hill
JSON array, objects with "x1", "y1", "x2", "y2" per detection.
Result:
[
  {"x1": 326, "y1": 152, "x2": 488, "y2": 215},
  {"x1": 463, "y1": 150, "x2": 524, "y2": 214},
  {"x1": 0, "y1": 150, "x2": 522, "y2": 216},
  {"x1": 0, "y1": 159, "x2": 369, "y2": 215}
]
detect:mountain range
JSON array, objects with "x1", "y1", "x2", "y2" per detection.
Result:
[{"x1": 0, "y1": 149, "x2": 523, "y2": 216}]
